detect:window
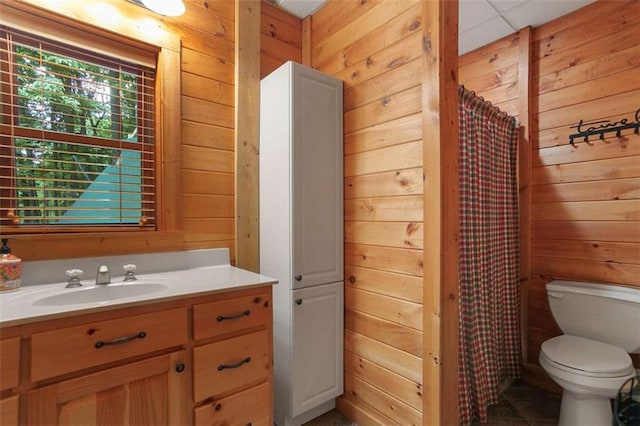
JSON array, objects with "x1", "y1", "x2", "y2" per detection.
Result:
[{"x1": 0, "y1": 26, "x2": 156, "y2": 231}]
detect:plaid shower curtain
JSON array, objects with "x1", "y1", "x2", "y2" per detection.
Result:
[{"x1": 457, "y1": 86, "x2": 522, "y2": 425}]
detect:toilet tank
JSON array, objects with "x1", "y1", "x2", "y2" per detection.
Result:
[{"x1": 546, "y1": 280, "x2": 640, "y2": 353}]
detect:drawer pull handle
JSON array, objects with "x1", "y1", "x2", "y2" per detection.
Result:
[
  {"x1": 217, "y1": 357, "x2": 251, "y2": 371},
  {"x1": 94, "y1": 331, "x2": 146, "y2": 349},
  {"x1": 175, "y1": 363, "x2": 186, "y2": 373},
  {"x1": 217, "y1": 310, "x2": 251, "y2": 322}
]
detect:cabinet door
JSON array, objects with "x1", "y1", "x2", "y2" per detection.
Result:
[
  {"x1": 0, "y1": 395, "x2": 19, "y2": 426},
  {"x1": 291, "y1": 282, "x2": 343, "y2": 417},
  {"x1": 28, "y1": 350, "x2": 188, "y2": 425},
  {"x1": 292, "y1": 65, "x2": 343, "y2": 289}
]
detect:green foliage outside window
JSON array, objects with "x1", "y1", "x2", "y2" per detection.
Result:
[{"x1": 7, "y1": 40, "x2": 147, "y2": 225}]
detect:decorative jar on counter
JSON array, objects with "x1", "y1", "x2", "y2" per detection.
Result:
[{"x1": 0, "y1": 238, "x2": 22, "y2": 292}]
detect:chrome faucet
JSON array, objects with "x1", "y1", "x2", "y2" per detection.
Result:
[{"x1": 96, "y1": 264, "x2": 111, "y2": 285}]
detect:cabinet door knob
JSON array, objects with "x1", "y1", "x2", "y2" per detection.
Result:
[
  {"x1": 295, "y1": 275, "x2": 302, "y2": 281},
  {"x1": 175, "y1": 363, "x2": 185, "y2": 373},
  {"x1": 295, "y1": 298, "x2": 303, "y2": 305}
]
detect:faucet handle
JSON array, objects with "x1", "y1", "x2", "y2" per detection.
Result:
[
  {"x1": 65, "y1": 269, "x2": 84, "y2": 288},
  {"x1": 123, "y1": 264, "x2": 137, "y2": 282}
]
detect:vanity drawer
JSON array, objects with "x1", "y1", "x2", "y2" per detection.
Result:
[
  {"x1": 194, "y1": 382, "x2": 270, "y2": 426},
  {"x1": 0, "y1": 338, "x2": 20, "y2": 391},
  {"x1": 31, "y1": 308, "x2": 187, "y2": 381},
  {"x1": 193, "y1": 329, "x2": 270, "y2": 402},
  {"x1": 193, "y1": 290, "x2": 270, "y2": 341}
]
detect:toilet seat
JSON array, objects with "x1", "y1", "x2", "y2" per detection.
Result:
[{"x1": 541, "y1": 335, "x2": 633, "y2": 378}]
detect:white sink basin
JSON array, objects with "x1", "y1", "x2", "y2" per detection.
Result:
[{"x1": 33, "y1": 283, "x2": 168, "y2": 306}]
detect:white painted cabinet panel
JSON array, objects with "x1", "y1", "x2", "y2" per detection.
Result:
[
  {"x1": 291, "y1": 282, "x2": 344, "y2": 418},
  {"x1": 260, "y1": 61, "x2": 343, "y2": 426},
  {"x1": 292, "y1": 66, "x2": 343, "y2": 289}
]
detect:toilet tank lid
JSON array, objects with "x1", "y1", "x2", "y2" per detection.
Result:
[
  {"x1": 547, "y1": 280, "x2": 640, "y2": 304},
  {"x1": 541, "y1": 335, "x2": 632, "y2": 375}
]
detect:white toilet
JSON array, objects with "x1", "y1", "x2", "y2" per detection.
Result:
[{"x1": 539, "y1": 280, "x2": 640, "y2": 426}]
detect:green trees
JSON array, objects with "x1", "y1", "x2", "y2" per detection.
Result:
[{"x1": 12, "y1": 43, "x2": 142, "y2": 224}]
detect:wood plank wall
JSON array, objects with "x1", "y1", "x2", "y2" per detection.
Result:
[
  {"x1": 179, "y1": 0, "x2": 236, "y2": 259},
  {"x1": 529, "y1": 0, "x2": 640, "y2": 366},
  {"x1": 309, "y1": 1, "x2": 425, "y2": 424},
  {"x1": 260, "y1": 1, "x2": 302, "y2": 78},
  {"x1": 460, "y1": 0, "x2": 640, "y2": 385}
]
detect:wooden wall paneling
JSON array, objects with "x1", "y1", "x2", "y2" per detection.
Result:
[
  {"x1": 311, "y1": 1, "x2": 426, "y2": 422},
  {"x1": 336, "y1": 30, "x2": 422, "y2": 92},
  {"x1": 182, "y1": 72, "x2": 234, "y2": 106},
  {"x1": 314, "y1": 2, "x2": 421, "y2": 76},
  {"x1": 182, "y1": 48, "x2": 235, "y2": 83},
  {"x1": 344, "y1": 85, "x2": 422, "y2": 133},
  {"x1": 235, "y1": 0, "x2": 261, "y2": 272},
  {"x1": 344, "y1": 59, "x2": 422, "y2": 111},
  {"x1": 259, "y1": 1, "x2": 302, "y2": 78},
  {"x1": 345, "y1": 167, "x2": 423, "y2": 199},
  {"x1": 532, "y1": 155, "x2": 640, "y2": 185},
  {"x1": 344, "y1": 372, "x2": 421, "y2": 425},
  {"x1": 344, "y1": 113, "x2": 423, "y2": 156},
  {"x1": 310, "y1": 0, "x2": 381, "y2": 49},
  {"x1": 537, "y1": 57, "x2": 639, "y2": 108},
  {"x1": 345, "y1": 265, "x2": 423, "y2": 303},
  {"x1": 345, "y1": 286, "x2": 423, "y2": 330},
  {"x1": 421, "y1": 1, "x2": 459, "y2": 424},
  {"x1": 532, "y1": 240, "x2": 640, "y2": 264},
  {"x1": 344, "y1": 140, "x2": 422, "y2": 177},
  {"x1": 532, "y1": 220, "x2": 640, "y2": 243},
  {"x1": 345, "y1": 221, "x2": 423, "y2": 250},
  {"x1": 532, "y1": 178, "x2": 640, "y2": 203},
  {"x1": 312, "y1": 0, "x2": 416, "y2": 69},
  {"x1": 344, "y1": 351, "x2": 422, "y2": 411},
  {"x1": 344, "y1": 243, "x2": 424, "y2": 277},
  {"x1": 344, "y1": 329, "x2": 422, "y2": 384},
  {"x1": 533, "y1": 1, "x2": 639, "y2": 59},
  {"x1": 344, "y1": 195, "x2": 423, "y2": 222},
  {"x1": 517, "y1": 25, "x2": 532, "y2": 375},
  {"x1": 535, "y1": 25, "x2": 640, "y2": 82},
  {"x1": 181, "y1": 121, "x2": 234, "y2": 151},
  {"x1": 527, "y1": 0, "x2": 640, "y2": 379}
]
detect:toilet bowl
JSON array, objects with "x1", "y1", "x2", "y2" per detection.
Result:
[
  {"x1": 539, "y1": 280, "x2": 640, "y2": 426},
  {"x1": 540, "y1": 335, "x2": 635, "y2": 426}
]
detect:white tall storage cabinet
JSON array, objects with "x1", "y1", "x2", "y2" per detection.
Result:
[{"x1": 260, "y1": 61, "x2": 343, "y2": 426}]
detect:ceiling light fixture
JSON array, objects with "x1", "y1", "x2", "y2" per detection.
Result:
[{"x1": 140, "y1": 0, "x2": 185, "y2": 17}]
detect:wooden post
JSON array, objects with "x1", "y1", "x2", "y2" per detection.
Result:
[
  {"x1": 235, "y1": 0, "x2": 261, "y2": 272},
  {"x1": 421, "y1": 1, "x2": 459, "y2": 424},
  {"x1": 517, "y1": 26, "x2": 532, "y2": 364},
  {"x1": 302, "y1": 16, "x2": 312, "y2": 67}
]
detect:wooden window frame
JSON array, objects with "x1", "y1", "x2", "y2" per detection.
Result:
[
  {"x1": 1, "y1": 29, "x2": 157, "y2": 230},
  {"x1": 0, "y1": 1, "x2": 182, "y2": 259}
]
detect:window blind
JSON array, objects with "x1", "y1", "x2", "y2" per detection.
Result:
[{"x1": 0, "y1": 26, "x2": 156, "y2": 230}]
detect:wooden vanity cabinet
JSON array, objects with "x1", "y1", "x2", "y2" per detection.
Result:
[
  {"x1": 0, "y1": 337, "x2": 20, "y2": 426},
  {"x1": 192, "y1": 289, "x2": 273, "y2": 426},
  {"x1": 0, "y1": 285, "x2": 273, "y2": 426},
  {"x1": 28, "y1": 350, "x2": 188, "y2": 425}
]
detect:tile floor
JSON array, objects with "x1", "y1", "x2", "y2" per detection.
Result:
[
  {"x1": 471, "y1": 379, "x2": 561, "y2": 425},
  {"x1": 302, "y1": 380, "x2": 561, "y2": 425}
]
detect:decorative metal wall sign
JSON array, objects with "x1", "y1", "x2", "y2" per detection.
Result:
[{"x1": 568, "y1": 108, "x2": 640, "y2": 146}]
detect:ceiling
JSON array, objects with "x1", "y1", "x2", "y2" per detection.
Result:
[{"x1": 273, "y1": 0, "x2": 597, "y2": 54}]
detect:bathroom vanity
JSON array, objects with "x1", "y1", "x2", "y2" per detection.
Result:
[{"x1": 0, "y1": 249, "x2": 276, "y2": 426}]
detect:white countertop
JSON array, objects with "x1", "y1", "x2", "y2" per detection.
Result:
[{"x1": 0, "y1": 249, "x2": 277, "y2": 327}]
